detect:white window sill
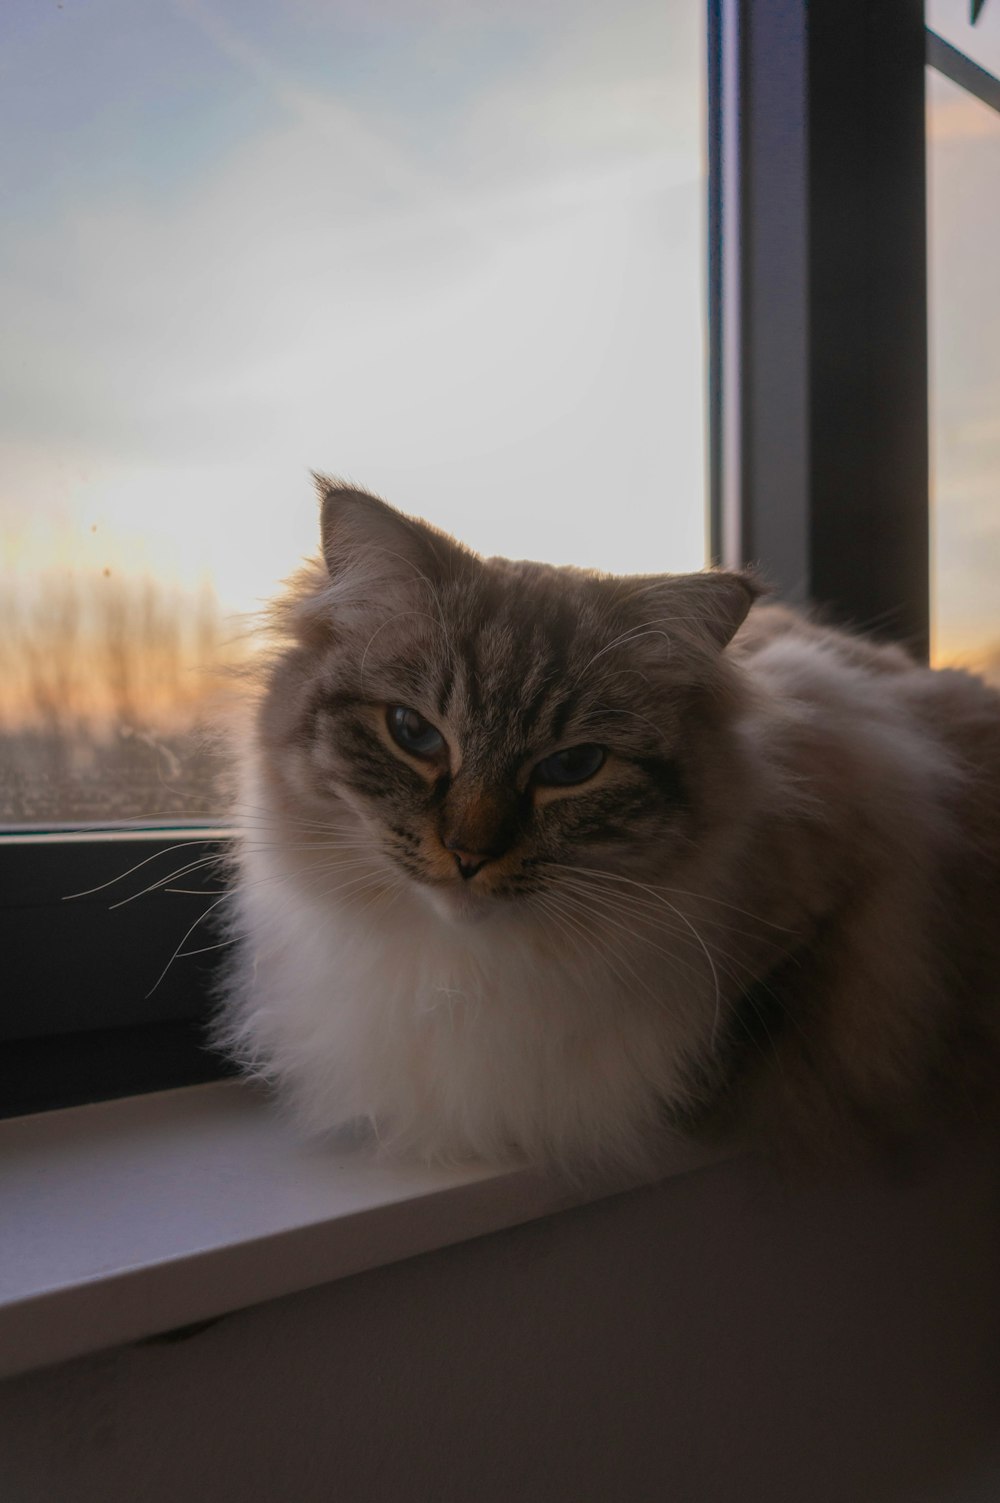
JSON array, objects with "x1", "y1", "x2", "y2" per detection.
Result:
[{"x1": 0, "y1": 1079, "x2": 727, "y2": 1382}]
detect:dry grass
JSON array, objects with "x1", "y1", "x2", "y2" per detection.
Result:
[{"x1": 0, "y1": 573, "x2": 255, "y2": 825}]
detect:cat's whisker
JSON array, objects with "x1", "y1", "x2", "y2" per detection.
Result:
[
  {"x1": 108, "y1": 855, "x2": 227, "y2": 909},
  {"x1": 228, "y1": 802, "x2": 372, "y2": 835},
  {"x1": 544, "y1": 862, "x2": 797, "y2": 935},
  {"x1": 63, "y1": 824, "x2": 375, "y2": 909},
  {"x1": 213, "y1": 861, "x2": 391, "y2": 947},
  {"x1": 543, "y1": 881, "x2": 782, "y2": 1080},
  {"x1": 554, "y1": 876, "x2": 800, "y2": 1060},
  {"x1": 553, "y1": 866, "x2": 766, "y2": 932},
  {"x1": 224, "y1": 856, "x2": 379, "y2": 899},
  {"x1": 232, "y1": 840, "x2": 385, "y2": 854},
  {"x1": 63, "y1": 838, "x2": 225, "y2": 900},
  {"x1": 256, "y1": 857, "x2": 384, "y2": 905},
  {"x1": 61, "y1": 810, "x2": 223, "y2": 831},
  {"x1": 165, "y1": 877, "x2": 228, "y2": 889},
  {"x1": 553, "y1": 875, "x2": 773, "y2": 1038},
  {"x1": 307, "y1": 869, "x2": 396, "y2": 907},
  {"x1": 175, "y1": 940, "x2": 234, "y2": 959},
  {"x1": 550, "y1": 868, "x2": 723, "y2": 1045},
  {"x1": 353, "y1": 871, "x2": 406, "y2": 922},
  {"x1": 547, "y1": 883, "x2": 714, "y2": 989},
  {"x1": 531, "y1": 894, "x2": 621, "y2": 997},
  {"x1": 145, "y1": 893, "x2": 232, "y2": 999},
  {"x1": 545, "y1": 883, "x2": 725, "y2": 1007},
  {"x1": 547, "y1": 873, "x2": 688, "y2": 948},
  {"x1": 171, "y1": 847, "x2": 378, "y2": 901},
  {"x1": 551, "y1": 871, "x2": 769, "y2": 950},
  {"x1": 538, "y1": 890, "x2": 669, "y2": 1014},
  {"x1": 179, "y1": 858, "x2": 384, "y2": 947}
]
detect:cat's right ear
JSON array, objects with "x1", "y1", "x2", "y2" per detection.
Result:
[
  {"x1": 618, "y1": 568, "x2": 765, "y2": 654},
  {"x1": 313, "y1": 475, "x2": 461, "y2": 612}
]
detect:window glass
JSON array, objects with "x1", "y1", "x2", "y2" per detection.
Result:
[
  {"x1": 1, "y1": 0, "x2": 706, "y2": 826},
  {"x1": 927, "y1": 66, "x2": 1000, "y2": 682},
  {"x1": 927, "y1": 0, "x2": 1000, "y2": 77}
]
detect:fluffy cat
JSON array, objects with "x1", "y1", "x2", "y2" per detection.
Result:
[{"x1": 216, "y1": 479, "x2": 1000, "y2": 1176}]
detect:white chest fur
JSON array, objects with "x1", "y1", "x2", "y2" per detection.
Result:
[{"x1": 220, "y1": 833, "x2": 715, "y2": 1175}]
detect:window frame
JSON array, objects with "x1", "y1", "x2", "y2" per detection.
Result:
[
  {"x1": 708, "y1": 0, "x2": 931, "y2": 655},
  {"x1": 0, "y1": 832, "x2": 235, "y2": 1116}
]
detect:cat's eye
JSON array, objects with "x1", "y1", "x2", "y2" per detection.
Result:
[
  {"x1": 533, "y1": 744, "x2": 606, "y2": 787},
  {"x1": 386, "y1": 705, "x2": 446, "y2": 759}
]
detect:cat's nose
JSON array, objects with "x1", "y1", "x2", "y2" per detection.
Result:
[
  {"x1": 447, "y1": 848, "x2": 490, "y2": 881},
  {"x1": 441, "y1": 835, "x2": 494, "y2": 880},
  {"x1": 440, "y1": 792, "x2": 515, "y2": 879}
]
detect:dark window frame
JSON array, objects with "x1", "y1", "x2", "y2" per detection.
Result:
[
  {"x1": 5, "y1": 0, "x2": 997, "y2": 1114},
  {"x1": 0, "y1": 831, "x2": 236, "y2": 1116},
  {"x1": 708, "y1": 0, "x2": 931, "y2": 655}
]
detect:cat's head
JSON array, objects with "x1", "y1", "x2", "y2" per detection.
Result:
[{"x1": 255, "y1": 478, "x2": 760, "y2": 920}]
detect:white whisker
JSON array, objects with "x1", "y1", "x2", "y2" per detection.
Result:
[
  {"x1": 145, "y1": 893, "x2": 232, "y2": 999},
  {"x1": 545, "y1": 865, "x2": 723, "y2": 1044},
  {"x1": 63, "y1": 838, "x2": 224, "y2": 900}
]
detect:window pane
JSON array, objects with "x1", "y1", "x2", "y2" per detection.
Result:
[
  {"x1": 927, "y1": 67, "x2": 1000, "y2": 682},
  {"x1": 927, "y1": 0, "x2": 1000, "y2": 78},
  {"x1": 1, "y1": 0, "x2": 706, "y2": 828}
]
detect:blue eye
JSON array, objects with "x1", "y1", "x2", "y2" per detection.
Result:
[
  {"x1": 533, "y1": 744, "x2": 605, "y2": 787},
  {"x1": 387, "y1": 705, "x2": 446, "y2": 759}
]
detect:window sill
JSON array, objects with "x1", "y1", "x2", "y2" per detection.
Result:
[{"x1": 0, "y1": 1079, "x2": 727, "y2": 1381}]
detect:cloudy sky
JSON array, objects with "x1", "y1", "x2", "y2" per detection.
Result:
[{"x1": 1, "y1": 0, "x2": 705, "y2": 626}]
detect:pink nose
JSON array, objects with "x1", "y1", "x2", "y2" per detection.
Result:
[{"x1": 448, "y1": 849, "x2": 490, "y2": 881}]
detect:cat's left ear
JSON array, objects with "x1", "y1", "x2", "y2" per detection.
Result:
[
  {"x1": 312, "y1": 475, "x2": 463, "y2": 610},
  {"x1": 624, "y1": 570, "x2": 764, "y2": 651}
]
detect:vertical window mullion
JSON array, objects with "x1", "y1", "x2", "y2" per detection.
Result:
[{"x1": 710, "y1": 0, "x2": 930, "y2": 657}]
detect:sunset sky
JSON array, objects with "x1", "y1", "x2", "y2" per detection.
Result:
[{"x1": 1, "y1": 0, "x2": 997, "y2": 686}]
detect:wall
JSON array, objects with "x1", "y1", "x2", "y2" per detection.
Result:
[{"x1": 3, "y1": 1144, "x2": 1000, "y2": 1503}]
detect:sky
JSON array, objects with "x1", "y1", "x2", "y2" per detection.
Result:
[{"x1": 0, "y1": 0, "x2": 706, "y2": 630}]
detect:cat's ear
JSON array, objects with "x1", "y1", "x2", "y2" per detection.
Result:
[
  {"x1": 624, "y1": 569, "x2": 764, "y2": 651},
  {"x1": 313, "y1": 475, "x2": 461, "y2": 608}
]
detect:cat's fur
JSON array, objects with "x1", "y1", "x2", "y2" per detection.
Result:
[{"x1": 216, "y1": 479, "x2": 1000, "y2": 1175}]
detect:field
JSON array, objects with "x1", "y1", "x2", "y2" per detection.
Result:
[{"x1": 0, "y1": 574, "x2": 250, "y2": 827}]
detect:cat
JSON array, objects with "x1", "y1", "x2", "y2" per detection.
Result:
[{"x1": 215, "y1": 477, "x2": 1000, "y2": 1177}]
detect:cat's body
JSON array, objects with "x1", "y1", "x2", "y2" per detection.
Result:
[{"x1": 217, "y1": 482, "x2": 1000, "y2": 1175}]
